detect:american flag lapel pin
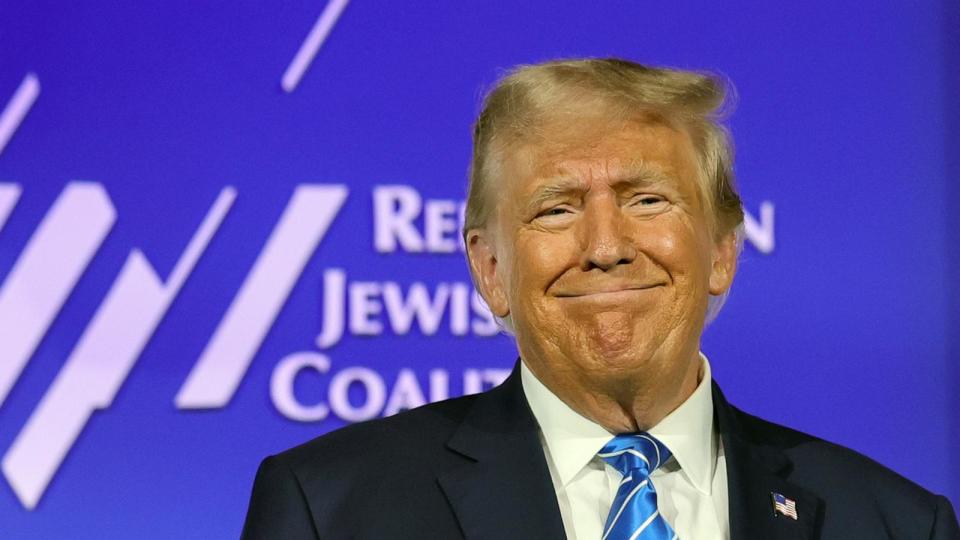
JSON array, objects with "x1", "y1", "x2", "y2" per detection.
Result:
[{"x1": 771, "y1": 492, "x2": 798, "y2": 520}]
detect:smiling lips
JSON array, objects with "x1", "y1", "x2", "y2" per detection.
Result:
[{"x1": 554, "y1": 283, "x2": 666, "y2": 298}]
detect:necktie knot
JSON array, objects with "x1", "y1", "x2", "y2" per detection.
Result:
[{"x1": 598, "y1": 433, "x2": 671, "y2": 477}]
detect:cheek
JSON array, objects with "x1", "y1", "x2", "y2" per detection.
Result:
[
  {"x1": 636, "y1": 216, "x2": 712, "y2": 284},
  {"x1": 509, "y1": 233, "x2": 576, "y2": 305},
  {"x1": 637, "y1": 217, "x2": 690, "y2": 259}
]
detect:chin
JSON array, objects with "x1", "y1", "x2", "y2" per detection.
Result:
[{"x1": 574, "y1": 312, "x2": 649, "y2": 355}]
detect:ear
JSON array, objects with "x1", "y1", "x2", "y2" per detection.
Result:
[
  {"x1": 708, "y1": 229, "x2": 738, "y2": 295},
  {"x1": 466, "y1": 228, "x2": 510, "y2": 317}
]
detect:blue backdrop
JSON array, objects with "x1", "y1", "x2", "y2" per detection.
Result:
[{"x1": 0, "y1": 2, "x2": 956, "y2": 538}]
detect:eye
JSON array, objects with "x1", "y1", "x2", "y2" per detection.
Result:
[
  {"x1": 535, "y1": 205, "x2": 575, "y2": 218},
  {"x1": 634, "y1": 195, "x2": 666, "y2": 206},
  {"x1": 532, "y1": 205, "x2": 576, "y2": 224},
  {"x1": 625, "y1": 193, "x2": 670, "y2": 216}
]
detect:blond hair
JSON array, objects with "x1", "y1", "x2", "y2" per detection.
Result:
[{"x1": 464, "y1": 58, "x2": 744, "y2": 239}]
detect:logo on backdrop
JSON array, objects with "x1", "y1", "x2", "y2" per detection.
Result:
[{"x1": 0, "y1": 182, "x2": 774, "y2": 510}]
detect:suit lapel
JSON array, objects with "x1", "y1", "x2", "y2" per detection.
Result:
[
  {"x1": 436, "y1": 366, "x2": 826, "y2": 539},
  {"x1": 437, "y1": 362, "x2": 566, "y2": 540},
  {"x1": 714, "y1": 383, "x2": 823, "y2": 540}
]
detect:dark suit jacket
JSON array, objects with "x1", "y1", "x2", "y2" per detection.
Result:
[{"x1": 241, "y1": 364, "x2": 959, "y2": 539}]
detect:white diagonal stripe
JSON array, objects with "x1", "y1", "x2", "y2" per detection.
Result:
[
  {"x1": 627, "y1": 510, "x2": 660, "y2": 540},
  {"x1": 281, "y1": 0, "x2": 350, "y2": 92},
  {"x1": 0, "y1": 183, "x2": 21, "y2": 232},
  {"x1": 602, "y1": 479, "x2": 648, "y2": 540},
  {"x1": 2, "y1": 188, "x2": 234, "y2": 509},
  {"x1": 0, "y1": 73, "x2": 40, "y2": 156},
  {"x1": 638, "y1": 435, "x2": 661, "y2": 468},
  {"x1": 175, "y1": 185, "x2": 348, "y2": 408},
  {"x1": 598, "y1": 448, "x2": 651, "y2": 467},
  {"x1": 0, "y1": 183, "x2": 115, "y2": 407}
]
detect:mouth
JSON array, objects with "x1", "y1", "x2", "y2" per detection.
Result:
[{"x1": 554, "y1": 283, "x2": 666, "y2": 298}]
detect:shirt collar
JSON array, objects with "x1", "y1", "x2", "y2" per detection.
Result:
[{"x1": 520, "y1": 353, "x2": 717, "y2": 495}]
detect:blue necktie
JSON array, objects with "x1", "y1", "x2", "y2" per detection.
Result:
[{"x1": 598, "y1": 433, "x2": 676, "y2": 540}]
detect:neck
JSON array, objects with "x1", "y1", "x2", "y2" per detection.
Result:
[{"x1": 523, "y1": 349, "x2": 702, "y2": 433}]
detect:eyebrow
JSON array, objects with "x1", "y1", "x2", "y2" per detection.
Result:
[{"x1": 524, "y1": 161, "x2": 675, "y2": 214}]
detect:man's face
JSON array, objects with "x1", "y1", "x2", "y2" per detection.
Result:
[{"x1": 468, "y1": 113, "x2": 737, "y2": 398}]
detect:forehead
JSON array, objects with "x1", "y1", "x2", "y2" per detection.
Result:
[{"x1": 502, "y1": 114, "x2": 699, "y2": 192}]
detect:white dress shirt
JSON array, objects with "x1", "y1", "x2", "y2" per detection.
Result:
[{"x1": 520, "y1": 354, "x2": 729, "y2": 540}]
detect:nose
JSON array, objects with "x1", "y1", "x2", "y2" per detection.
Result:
[{"x1": 579, "y1": 196, "x2": 636, "y2": 271}]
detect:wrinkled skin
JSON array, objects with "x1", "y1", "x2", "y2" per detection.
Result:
[{"x1": 467, "y1": 114, "x2": 738, "y2": 433}]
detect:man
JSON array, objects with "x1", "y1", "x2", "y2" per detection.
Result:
[{"x1": 241, "y1": 58, "x2": 959, "y2": 539}]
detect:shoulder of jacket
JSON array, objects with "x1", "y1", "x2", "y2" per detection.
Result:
[{"x1": 729, "y1": 404, "x2": 944, "y2": 510}]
